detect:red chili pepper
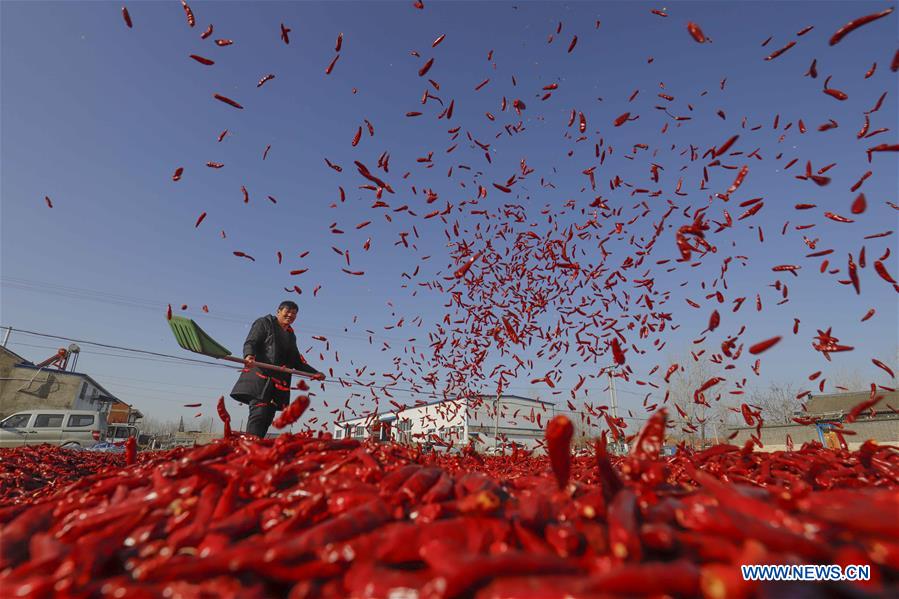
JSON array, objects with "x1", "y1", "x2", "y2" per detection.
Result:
[
  {"x1": 213, "y1": 93, "x2": 243, "y2": 109},
  {"x1": 829, "y1": 7, "x2": 894, "y2": 45},
  {"x1": 545, "y1": 415, "x2": 573, "y2": 490},
  {"x1": 608, "y1": 488, "x2": 641, "y2": 561},
  {"x1": 686, "y1": 22, "x2": 707, "y2": 43},
  {"x1": 764, "y1": 40, "x2": 796, "y2": 61},
  {"x1": 272, "y1": 395, "x2": 310, "y2": 429},
  {"x1": 189, "y1": 54, "x2": 214, "y2": 65},
  {"x1": 748, "y1": 336, "x2": 781, "y2": 354}
]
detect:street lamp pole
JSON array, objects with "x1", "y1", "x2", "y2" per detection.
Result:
[{"x1": 493, "y1": 393, "x2": 500, "y2": 452}]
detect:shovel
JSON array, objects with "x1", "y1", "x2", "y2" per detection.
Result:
[{"x1": 168, "y1": 316, "x2": 317, "y2": 379}]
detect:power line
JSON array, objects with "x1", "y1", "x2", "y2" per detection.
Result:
[
  {"x1": 7, "y1": 328, "x2": 242, "y2": 368},
  {"x1": 7, "y1": 340, "x2": 236, "y2": 369},
  {"x1": 3, "y1": 327, "x2": 658, "y2": 410},
  {"x1": 1, "y1": 276, "x2": 415, "y2": 344}
]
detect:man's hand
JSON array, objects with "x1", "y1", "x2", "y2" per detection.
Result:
[
  {"x1": 312, "y1": 372, "x2": 326, "y2": 381},
  {"x1": 244, "y1": 355, "x2": 256, "y2": 368}
]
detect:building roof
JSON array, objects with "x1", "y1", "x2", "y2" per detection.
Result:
[
  {"x1": 806, "y1": 390, "x2": 898, "y2": 418},
  {"x1": 13, "y1": 363, "x2": 122, "y2": 404},
  {"x1": 0, "y1": 345, "x2": 29, "y2": 365}
]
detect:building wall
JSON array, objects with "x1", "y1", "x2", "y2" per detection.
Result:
[
  {"x1": 334, "y1": 395, "x2": 559, "y2": 452},
  {"x1": 466, "y1": 396, "x2": 554, "y2": 450},
  {"x1": 0, "y1": 367, "x2": 81, "y2": 419},
  {"x1": 398, "y1": 399, "x2": 467, "y2": 445},
  {"x1": 728, "y1": 417, "x2": 899, "y2": 452},
  {"x1": 337, "y1": 399, "x2": 469, "y2": 446},
  {"x1": 108, "y1": 402, "x2": 132, "y2": 424},
  {"x1": 0, "y1": 349, "x2": 113, "y2": 419}
]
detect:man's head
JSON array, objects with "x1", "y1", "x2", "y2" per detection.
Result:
[{"x1": 276, "y1": 300, "x2": 298, "y2": 328}]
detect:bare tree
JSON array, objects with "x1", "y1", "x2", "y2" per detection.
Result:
[
  {"x1": 138, "y1": 416, "x2": 180, "y2": 436},
  {"x1": 663, "y1": 350, "x2": 733, "y2": 447},
  {"x1": 195, "y1": 416, "x2": 216, "y2": 433},
  {"x1": 750, "y1": 382, "x2": 802, "y2": 424},
  {"x1": 827, "y1": 369, "x2": 869, "y2": 393}
]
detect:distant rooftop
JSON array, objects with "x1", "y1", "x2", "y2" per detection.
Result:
[
  {"x1": 806, "y1": 390, "x2": 898, "y2": 418},
  {"x1": 336, "y1": 392, "x2": 553, "y2": 425}
]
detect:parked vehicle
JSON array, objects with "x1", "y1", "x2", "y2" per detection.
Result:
[
  {"x1": 106, "y1": 424, "x2": 138, "y2": 444},
  {"x1": 0, "y1": 409, "x2": 107, "y2": 449}
]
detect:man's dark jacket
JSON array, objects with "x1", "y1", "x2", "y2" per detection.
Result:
[{"x1": 230, "y1": 314, "x2": 320, "y2": 410}]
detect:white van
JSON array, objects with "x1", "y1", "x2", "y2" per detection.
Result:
[{"x1": 0, "y1": 409, "x2": 107, "y2": 449}]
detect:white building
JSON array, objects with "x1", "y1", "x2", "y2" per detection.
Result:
[{"x1": 334, "y1": 394, "x2": 558, "y2": 452}]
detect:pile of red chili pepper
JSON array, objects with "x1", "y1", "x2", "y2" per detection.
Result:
[
  {"x1": 1, "y1": 411, "x2": 897, "y2": 598},
  {"x1": 0, "y1": 445, "x2": 124, "y2": 505}
]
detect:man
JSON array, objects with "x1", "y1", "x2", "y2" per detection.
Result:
[{"x1": 230, "y1": 301, "x2": 325, "y2": 437}]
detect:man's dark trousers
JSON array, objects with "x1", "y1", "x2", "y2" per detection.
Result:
[{"x1": 247, "y1": 402, "x2": 276, "y2": 438}]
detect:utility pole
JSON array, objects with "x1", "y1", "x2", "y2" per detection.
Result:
[
  {"x1": 493, "y1": 393, "x2": 500, "y2": 452},
  {"x1": 608, "y1": 369, "x2": 619, "y2": 421},
  {"x1": 607, "y1": 366, "x2": 621, "y2": 454}
]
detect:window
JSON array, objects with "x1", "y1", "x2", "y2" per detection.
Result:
[
  {"x1": 79, "y1": 383, "x2": 88, "y2": 400},
  {"x1": 34, "y1": 414, "x2": 64, "y2": 428},
  {"x1": 335, "y1": 429, "x2": 343, "y2": 439},
  {"x1": 109, "y1": 427, "x2": 134, "y2": 440},
  {"x1": 67, "y1": 414, "x2": 95, "y2": 428},
  {"x1": 354, "y1": 425, "x2": 365, "y2": 438},
  {"x1": 1, "y1": 414, "x2": 31, "y2": 429}
]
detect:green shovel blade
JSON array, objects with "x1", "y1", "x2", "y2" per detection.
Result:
[{"x1": 168, "y1": 316, "x2": 232, "y2": 358}]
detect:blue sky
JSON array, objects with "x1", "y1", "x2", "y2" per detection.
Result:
[{"x1": 2, "y1": 1, "x2": 896, "y2": 433}]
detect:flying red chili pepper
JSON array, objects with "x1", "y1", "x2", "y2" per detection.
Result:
[
  {"x1": 829, "y1": 7, "x2": 894, "y2": 45},
  {"x1": 871, "y1": 358, "x2": 895, "y2": 379},
  {"x1": 216, "y1": 396, "x2": 232, "y2": 438},
  {"x1": 764, "y1": 40, "x2": 796, "y2": 61},
  {"x1": 749, "y1": 336, "x2": 781, "y2": 354},
  {"x1": 181, "y1": 0, "x2": 195, "y2": 27},
  {"x1": 122, "y1": 6, "x2": 133, "y2": 28},
  {"x1": 189, "y1": 54, "x2": 214, "y2": 65},
  {"x1": 613, "y1": 112, "x2": 631, "y2": 126},
  {"x1": 454, "y1": 251, "x2": 482, "y2": 278},
  {"x1": 610, "y1": 337, "x2": 626, "y2": 365},
  {"x1": 272, "y1": 395, "x2": 310, "y2": 429},
  {"x1": 418, "y1": 58, "x2": 434, "y2": 77},
  {"x1": 213, "y1": 93, "x2": 243, "y2": 109},
  {"x1": 686, "y1": 22, "x2": 707, "y2": 43},
  {"x1": 824, "y1": 212, "x2": 854, "y2": 223},
  {"x1": 873, "y1": 260, "x2": 896, "y2": 284},
  {"x1": 325, "y1": 54, "x2": 340, "y2": 74}
]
